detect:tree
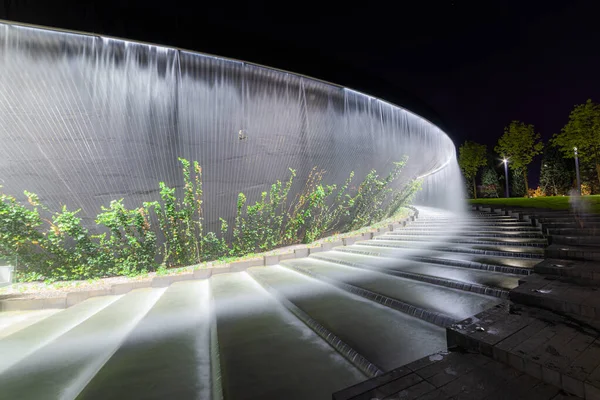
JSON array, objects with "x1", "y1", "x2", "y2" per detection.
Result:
[
  {"x1": 480, "y1": 167, "x2": 500, "y2": 198},
  {"x1": 511, "y1": 167, "x2": 527, "y2": 197},
  {"x1": 552, "y1": 99, "x2": 600, "y2": 186},
  {"x1": 458, "y1": 141, "x2": 487, "y2": 198},
  {"x1": 495, "y1": 121, "x2": 544, "y2": 193},
  {"x1": 539, "y1": 146, "x2": 574, "y2": 196}
]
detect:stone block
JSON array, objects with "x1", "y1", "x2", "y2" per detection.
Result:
[
  {"x1": 152, "y1": 276, "x2": 173, "y2": 288},
  {"x1": 362, "y1": 232, "x2": 373, "y2": 240},
  {"x1": 111, "y1": 283, "x2": 133, "y2": 295},
  {"x1": 1, "y1": 297, "x2": 67, "y2": 311},
  {"x1": 585, "y1": 382, "x2": 600, "y2": 400},
  {"x1": 278, "y1": 252, "x2": 296, "y2": 261},
  {"x1": 66, "y1": 291, "x2": 90, "y2": 307},
  {"x1": 508, "y1": 353, "x2": 525, "y2": 372},
  {"x1": 230, "y1": 259, "x2": 263, "y2": 272},
  {"x1": 211, "y1": 266, "x2": 232, "y2": 275},
  {"x1": 561, "y1": 374, "x2": 585, "y2": 398},
  {"x1": 294, "y1": 248, "x2": 309, "y2": 258},
  {"x1": 343, "y1": 236, "x2": 361, "y2": 246},
  {"x1": 193, "y1": 268, "x2": 212, "y2": 279},
  {"x1": 264, "y1": 254, "x2": 280, "y2": 265},
  {"x1": 321, "y1": 241, "x2": 340, "y2": 251},
  {"x1": 308, "y1": 246, "x2": 323, "y2": 255},
  {"x1": 492, "y1": 345, "x2": 508, "y2": 365},
  {"x1": 171, "y1": 273, "x2": 195, "y2": 282},
  {"x1": 132, "y1": 280, "x2": 152, "y2": 289},
  {"x1": 86, "y1": 288, "x2": 111, "y2": 298},
  {"x1": 542, "y1": 366, "x2": 561, "y2": 388},
  {"x1": 524, "y1": 357, "x2": 543, "y2": 380}
]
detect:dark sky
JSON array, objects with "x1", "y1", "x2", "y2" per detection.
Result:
[{"x1": 2, "y1": 0, "x2": 600, "y2": 184}]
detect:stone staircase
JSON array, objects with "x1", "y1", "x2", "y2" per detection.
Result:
[
  {"x1": 441, "y1": 206, "x2": 600, "y2": 400},
  {"x1": 0, "y1": 206, "x2": 559, "y2": 400}
]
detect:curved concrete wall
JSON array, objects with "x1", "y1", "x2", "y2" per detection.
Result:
[{"x1": 0, "y1": 20, "x2": 462, "y2": 232}]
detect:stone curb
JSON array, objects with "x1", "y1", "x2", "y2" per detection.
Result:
[{"x1": 0, "y1": 209, "x2": 418, "y2": 312}]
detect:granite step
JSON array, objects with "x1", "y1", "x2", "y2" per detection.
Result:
[
  {"x1": 446, "y1": 303, "x2": 600, "y2": 399},
  {"x1": 551, "y1": 235, "x2": 600, "y2": 246},
  {"x1": 546, "y1": 244, "x2": 600, "y2": 262},
  {"x1": 359, "y1": 240, "x2": 545, "y2": 259},
  {"x1": 335, "y1": 245, "x2": 538, "y2": 275},
  {"x1": 510, "y1": 274, "x2": 600, "y2": 320},
  {"x1": 376, "y1": 235, "x2": 548, "y2": 247},
  {"x1": 534, "y1": 259, "x2": 600, "y2": 283},
  {"x1": 548, "y1": 228, "x2": 600, "y2": 237},
  {"x1": 387, "y1": 230, "x2": 545, "y2": 238}
]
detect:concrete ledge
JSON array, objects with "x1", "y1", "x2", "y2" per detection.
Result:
[
  {"x1": 0, "y1": 209, "x2": 419, "y2": 311},
  {"x1": 308, "y1": 246, "x2": 323, "y2": 255},
  {"x1": 111, "y1": 282, "x2": 134, "y2": 295},
  {"x1": 87, "y1": 288, "x2": 111, "y2": 298},
  {"x1": 1, "y1": 296, "x2": 67, "y2": 311},
  {"x1": 66, "y1": 291, "x2": 90, "y2": 307},
  {"x1": 278, "y1": 251, "x2": 296, "y2": 261},
  {"x1": 151, "y1": 273, "x2": 194, "y2": 287},
  {"x1": 343, "y1": 235, "x2": 362, "y2": 246},
  {"x1": 193, "y1": 268, "x2": 212, "y2": 279},
  {"x1": 294, "y1": 248, "x2": 309, "y2": 258},
  {"x1": 264, "y1": 254, "x2": 280, "y2": 265},
  {"x1": 321, "y1": 240, "x2": 343, "y2": 251},
  {"x1": 211, "y1": 266, "x2": 232, "y2": 275},
  {"x1": 230, "y1": 258, "x2": 263, "y2": 272}
]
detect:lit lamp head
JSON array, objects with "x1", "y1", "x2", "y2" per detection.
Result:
[
  {"x1": 574, "y1": 147, "x2": 578, "y2": 155},
  {"x1": 503, "y1": 158, "x2": 508, "y2": 164}
]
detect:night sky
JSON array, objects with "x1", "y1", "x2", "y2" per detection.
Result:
[{"x1": 2, "y1": 1, "x2": 600, "y2": 185}]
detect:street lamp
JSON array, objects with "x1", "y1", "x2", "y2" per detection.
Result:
[
  {"x1": 574, "y1": 147, "x2": 581, "y2": 195},
  {"x1": 503, "y1": 158, "x2": 509, "y2": 198}
]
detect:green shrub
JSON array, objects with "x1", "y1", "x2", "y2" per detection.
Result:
[
  {"x1": 1, "y1": 155, "x2": 420, "y2": 282},
  {"x1": 96, "y1": 199, "x2": 158, "y2": 276}
]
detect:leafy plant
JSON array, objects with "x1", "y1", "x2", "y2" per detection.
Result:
[
  {"x1": 495, "y1": 121, "x2": 544, "y2": 194},
  {"x1": 96, "y1": 199, "x2": 157, "y2": 276},
  {"x1": 458, "y1": 141, "x2": 487, "y2": 198},
  {"x1": 1, "y1": 155, "x2": 420, "y2": 282},
  {"x1": 480, "y1": 168, "x2": 501, "y2": 198}
]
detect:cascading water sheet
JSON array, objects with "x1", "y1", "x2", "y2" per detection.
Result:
[{"x1": 0, "y1": 20, "x2": 462, "y2": 235}]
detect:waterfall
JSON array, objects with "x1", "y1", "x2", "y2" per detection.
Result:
[{"x1": 0, "y1": 20, "x2": 463, "y2": 234}]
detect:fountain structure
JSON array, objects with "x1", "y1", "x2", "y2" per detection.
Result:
[{"x1": 0, "y1": 21, "x2": 547, "y2": 400}]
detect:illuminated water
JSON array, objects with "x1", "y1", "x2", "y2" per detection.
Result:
[{"x1": 0, "y1": 20, "x2": 540, "y2": 400}]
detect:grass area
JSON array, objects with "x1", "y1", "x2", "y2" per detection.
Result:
[{"x1": 469, "y1": 195, "x2": 600, "y2": 213}]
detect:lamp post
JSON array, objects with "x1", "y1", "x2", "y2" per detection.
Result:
[
  {"x1": 574, "y1": 147, "x2": 581, "y2": 195},
  {"x1": 503, "y1": 158, "x2": 509, "y2": 198}
]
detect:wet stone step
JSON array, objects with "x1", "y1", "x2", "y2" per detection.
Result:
[
  {"x1": 545, "y1": 244, "x2": 600, "y2": 262},
  {"x1": 277, "y1": 260, "x2": 476, "y2": 327},
  {"x1": 376, "y1": 235, "x2": 548, "y2": 247},
  {"x1": 387, "y1": 231, "x2": 545, "y2": 238},
  {"x1": 405, "y1": 224, "x2": 542, "y2": 232},
  {"x1": 360, "y1": 240, "x2": 545, "y2": 259},
  {"x1": 309, "y1": 252, "x2": 513, "y2": 297},
  {"x1": 547, "y1": 228, "x2": 600, "y2": 237},
  {"x1": 551, "y1": 235, "x2": 600, "y2": 246},
  {"x1": 249, "y1": 265, "x2": 449, "y2": 370},
  {"x1": 335, "y1": 246, "x2": 537, "y2": 275}
]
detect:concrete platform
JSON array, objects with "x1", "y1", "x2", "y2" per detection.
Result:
[
  {"x1": 332, "y1": 349, "x2": 566, "y2": 400},
  {"x1": 447, "y1": 302, "x2": 599, "y2": 399}
]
